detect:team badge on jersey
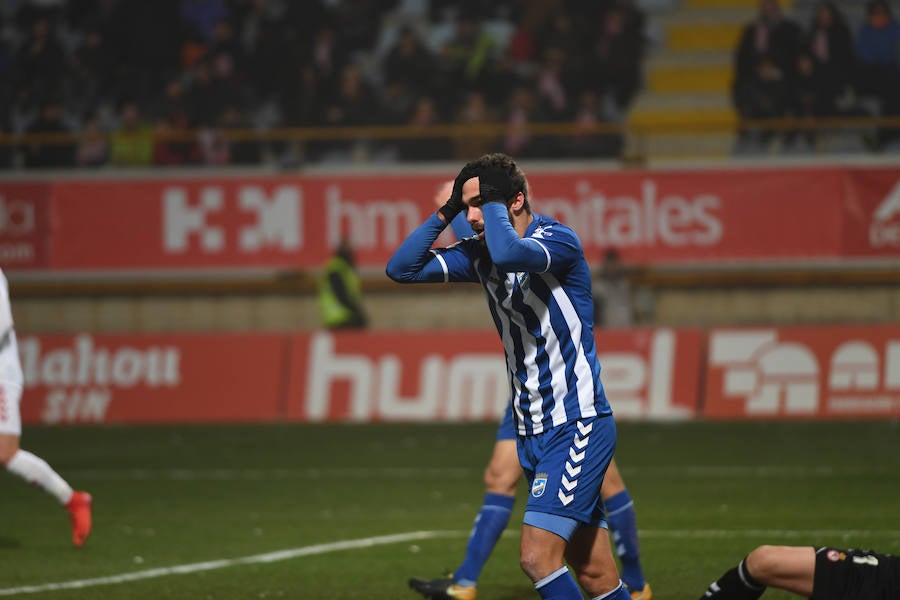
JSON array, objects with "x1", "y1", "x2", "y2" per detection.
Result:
[
  {"x1": 531, "y1": 473, "x2": 548, "y2": 498},
  {"x1": 532, "y1": 225, "x2": 554, "y2": 239},
  {"x1": 516, "y1": 272, "x2": 530, "y2": 292}
]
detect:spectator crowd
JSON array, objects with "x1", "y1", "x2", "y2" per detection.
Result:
[
  {"x1": 733, "y1": 0, "x2": 900, "y2": 152},
  {"x1": 0, "y1": 0, "x2": 648, "y2": 169},
  {"x1": 3, "y1": 0, "x2": 896, "y2": 169}
]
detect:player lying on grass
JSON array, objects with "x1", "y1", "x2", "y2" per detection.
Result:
[{"x1": 701, "y1": 544, "x2": 900, "y2": 599}]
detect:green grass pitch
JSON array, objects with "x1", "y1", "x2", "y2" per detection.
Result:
[{"x1": 1, "y1": 420, "x2": 899, "y2": 599}]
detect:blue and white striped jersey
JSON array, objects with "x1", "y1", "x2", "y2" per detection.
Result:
[{"x1": 386, "y1": 207, "x2": 612, "y2": 436}]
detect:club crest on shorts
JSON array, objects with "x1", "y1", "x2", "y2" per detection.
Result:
[{"x1": 531, "y1": 473, "x2": 548, "y2": 498}]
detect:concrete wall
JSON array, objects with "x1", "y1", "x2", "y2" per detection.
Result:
[{"x1": 12, "y1": 283, "x2": 900, "y2": 334}]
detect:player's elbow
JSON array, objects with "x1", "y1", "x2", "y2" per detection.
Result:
[
  {"x1": 488, "y1": 246, "x2": 519, "y2": 272},
  {"x1": 486, "y1": 239, "x2": 532, "y2": 272},
  {"x1": 492, "y1": 251, "x2": 533, "y2": 273},
  {"x1": 385, "y1": 259, "x2": 412, "y2": 283},
  {"x1": 492, "y1": 257, "x2": 518, "y2": 272}
]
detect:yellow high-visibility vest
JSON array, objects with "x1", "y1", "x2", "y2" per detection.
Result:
[{"x1": 317, "y1": 256, "x2": 363, "y2": 328}]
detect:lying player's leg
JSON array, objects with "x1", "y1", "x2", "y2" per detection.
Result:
[
  {"x1": 746, "y1": 546, "x2": 815, "y2": 596},
  {"x1": 700, "y1": 545, "x2": 814, "y2": 599}
]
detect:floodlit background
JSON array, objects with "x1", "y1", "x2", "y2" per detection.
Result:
[{"x1": 1, "y1": 0, "x2": 899, "y2": 598}]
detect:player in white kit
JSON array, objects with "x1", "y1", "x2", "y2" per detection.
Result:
[{"x1": 0, "y1": 268, "x2": 92, "y2": 546}]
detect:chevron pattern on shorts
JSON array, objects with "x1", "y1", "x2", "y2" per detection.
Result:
[{"x1": 558, "y1": 420, "x2": 592, "y2": 506}]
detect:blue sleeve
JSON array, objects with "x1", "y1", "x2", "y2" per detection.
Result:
[
  {"x1": 449, "y1": 212, "x2": 475, "y2": 241},
  {"x1": 482, "y1": 204, "x2": 581, "y2": 274},
  {"x1": 386, "y1": 213, "x2": 478, "y2": 283}
]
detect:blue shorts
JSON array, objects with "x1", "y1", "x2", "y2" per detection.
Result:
[
  {"x1": 516, "y1": 415, "x2": 616, "y2": 533},
  {"x1": 496, "y1": 403, "x2": 516, "y2": 441}
]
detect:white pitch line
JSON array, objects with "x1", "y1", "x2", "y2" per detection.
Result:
[
  {"x1": 3, "y1": 528, "x2": 898, "y2": 596},
  {"x1": 0, "y1": 530, "x2": 464, "y2": 597},
  {"x1": 64, "y1": 465, "x2": 894, "y2": 481}
]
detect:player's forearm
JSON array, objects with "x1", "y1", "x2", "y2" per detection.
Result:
[
  {"x1": 482, "y1": 204, "x2": 548, "y2": 272},
  {"x1": 450, "y1": 212, "x2": 476, "y2": 241},
  {"x1": 385, "y1": 213, "x2": 447, "y2": 283}
]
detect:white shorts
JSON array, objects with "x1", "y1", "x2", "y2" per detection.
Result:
[
  {"x1": 0, "y1": 330, "x2": 23, "y2": 436},
  {"x1": 0, "y1": 380, "x2": 22, "y2": 436}
]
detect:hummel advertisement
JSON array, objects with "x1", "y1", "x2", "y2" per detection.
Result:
[{"x1": 15, "y1": 326, "x2": 900, "y2": 425}]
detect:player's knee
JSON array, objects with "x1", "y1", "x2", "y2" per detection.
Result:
[
  {"x1": 574, "y1": 564, "x2": 611, "y2": 588},
  {"x1": 483, "y1": 463, "x2": 518, "y2": 495},
  {"x1": 519, "y1": 544, "x2": 558, "y2": 582},
  {"x1": 578, "y1": 572, "x2": 622, "y2": 597},
  {"x1": 0, "y1": 435, "x2": 20, "y2": 465},
  {"x1": 518, "y1": 551, "x2": 543, "y2": 581},
  {"x1": 568, "y1": 551, "x2": 620, "y2": 593},
  {"x1": 746, "y1": 545, "x2": 782, "y2": 583}
]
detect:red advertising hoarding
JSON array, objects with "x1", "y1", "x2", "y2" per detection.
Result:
[
  {"x1": 284, "y1": 328, "x2": 704, "y2": 423},
  {"x1": 0, "y1": 182, "x2": 51, "y2": 269},
  {"x1": 16, "y1": 325, "x2": 900, "y2": 425},
  {"x1": 18, "y1": 333, "x2": 286, "y2": 424},
  {"x1": 1, "y1": 166, "x2": 897, "y2": 273},
  {"x1": 841, "y1": 168, "x2": 900, "y2": 256},
  {"x1": 531, "y1": 167, "x2": 847, "y2": 263},
  {"x1": 15, "y1": 328, "x2": 704, "y2": 425},
  {"x1": 704, "y1": 326, "x2": 900, "y2": 419}
]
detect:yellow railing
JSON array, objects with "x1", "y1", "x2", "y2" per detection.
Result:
[
  {"x1": 10, "y1": 261, "x2": 900, "y2": 300},
  {"x1": 3, "y1": 116, "x2": 900, "y2": 165}
]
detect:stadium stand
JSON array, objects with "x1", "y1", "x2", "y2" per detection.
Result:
[
  {"x1": 0, "y1": 0, "x2": 896, "y2": 167},
  {"x1": 2, "y1": 0, "x2": 899, "y2": 335},
  {"x1": 629, "y1": 0, "x2": 751, "y2": 158}
]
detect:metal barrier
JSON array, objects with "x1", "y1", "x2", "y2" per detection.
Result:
[{"x1": 4, "y1": 116, "x2": 899, "y2": 165}]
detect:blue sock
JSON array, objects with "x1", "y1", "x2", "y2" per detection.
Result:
[
  {"x1": 453, "y1": 493, "x2": 515, "y2": 586},
  {"x1": 535, "y1": 566, "x2": 582, "y2": 599},
  {"x1": 591, "y1": 581, "x2": 632, "y2": 600},
  {"x1": 604, "y1": 489, "x2": 646, "y2": 591}
]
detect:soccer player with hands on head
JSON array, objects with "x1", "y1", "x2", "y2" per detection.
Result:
[
  {"x1": 406, "y1": 180, "x2": 651, "y2": 600},
  {"x1": 387, "y1": 153, "x2": 633, "y2": 600}
]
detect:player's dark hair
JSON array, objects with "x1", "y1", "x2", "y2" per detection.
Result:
[{"x1": 466, "y1": 153, "x2": 531, "y2": 213}]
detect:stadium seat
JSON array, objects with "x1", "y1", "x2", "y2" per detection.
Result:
[{"x1": 627, "y1": 2, "x2": 753, "y2": 159}]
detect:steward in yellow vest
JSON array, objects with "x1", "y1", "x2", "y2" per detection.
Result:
[{"x1": 318, "y1": 239, "x2": 368, "y2": 329}]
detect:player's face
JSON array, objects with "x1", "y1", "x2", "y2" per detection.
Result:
[{"x1": 461, "y1": 177, "x2": 485, "y2": 236}]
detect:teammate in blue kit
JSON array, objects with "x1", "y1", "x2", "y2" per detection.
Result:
[
  {"x1": 405, "y1": 182, "x2": 650, "y2": 600},
  {"x1": 387, "y1": 153, "x2": 632, "y2": 600}
]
